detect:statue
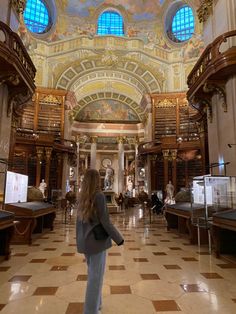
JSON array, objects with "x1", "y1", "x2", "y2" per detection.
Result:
[
  {"x1": 39, "y1": 179, "x2": 47, "y2": 199},
  {"x1": 127, "y1": 176, "x2": 133, "y2": 197},
  {"x1": 104, "y1": 164, "x2": 114, "y2": 190},
  {"x1": 165, "y1": 180, "x2": 175, "y2": 204}
]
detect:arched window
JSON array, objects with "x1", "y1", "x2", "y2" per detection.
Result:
[
  {"x1": 97, "y1": 11, "x2": 124, "y2": 36},
  {"x1": 23, "y1": 0, "x2": 50, "y2": 34},
  {"x1": 171, "y1": 6, "x2": 194, "y2": 42}
]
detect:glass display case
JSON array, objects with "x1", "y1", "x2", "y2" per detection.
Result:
[
  {"x1": 191, "y1": 175, "x2": 236, "y2": 251},
  {"x1": 192, "y1": 175, "x2": 236, "y2": 214}
]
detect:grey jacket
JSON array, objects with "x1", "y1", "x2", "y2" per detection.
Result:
[{"x1": 76, "y1": 192, "x2": 124, "y2": 255}]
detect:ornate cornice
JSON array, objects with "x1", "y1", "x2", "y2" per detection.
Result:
[
  {"x1": 12, "y1": 0, "x2": 26, "y2": 15},
  {"x1": 197, "y1": 0, "x2": 214, "y2": 23}
]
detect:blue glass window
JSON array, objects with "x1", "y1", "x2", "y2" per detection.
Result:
[
  {"x1": 171, "y1": 6, "x2": 194, "y2": 42},
  {"x1": 97, "y1": 11, "x2": 124, "y2": 36},
  {"x1": 23, "y1": 0, "x2": 50, "y2": 34}
]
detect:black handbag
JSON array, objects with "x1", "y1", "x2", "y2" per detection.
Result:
[{"x1": 92, "y1": 223, "x2": 109, "y2": 240}]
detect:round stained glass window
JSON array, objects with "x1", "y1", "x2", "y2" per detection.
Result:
[
  {"x1": 170, "y1": 5, "x2": 194, "y2": 42},
  {"x1": 23, "y1": 0, "x2": 50, "y2": 34}
]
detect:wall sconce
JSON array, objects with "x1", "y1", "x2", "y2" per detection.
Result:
[{"x1": 228, "y1": 144, "x2": 236, "y2": 148}]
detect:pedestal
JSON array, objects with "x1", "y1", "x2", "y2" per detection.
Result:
[{"x1": 103, "y1": 191, "x2": 120, "y2": 214}]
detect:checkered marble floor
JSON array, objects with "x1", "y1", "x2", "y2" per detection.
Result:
[{"x1": 0, "y1": 206, "x2": 236, "y2": 314}]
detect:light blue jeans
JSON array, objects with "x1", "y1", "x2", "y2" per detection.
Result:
[{"x1": 84, "y1": 250, "x2": 106, "y2": 314}]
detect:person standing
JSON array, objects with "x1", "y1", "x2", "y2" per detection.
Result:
[{"x1": 76, "y1": 169, "x2": 124, "y2": 314}]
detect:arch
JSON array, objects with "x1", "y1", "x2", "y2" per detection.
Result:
[{"x1": 55, "y1": 58, "x2": 163, "y2": 95}]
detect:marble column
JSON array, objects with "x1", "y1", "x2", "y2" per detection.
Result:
[
  {"x1": 134, "y1": 137, "x2": 139, "y2": 193},
  {"x1": 61, "y1": 154, "x2": 69, "y2": 197},
  {"x1": 162, "y1": 149, "x2": 170, "y2": 193},
  {"x1": 0, "y1": 84, "x2": 11, "y2": 196},
  {"x1": 75, "y1": 140, "x2": 80, "y2": 197},
  {"x1": 56, "y1": 153, "x2": 62, "y2": 189},
  {"x1": 45, "y1": 147, "x2": 53, "y2": 190},
  {"x1": 118, "y1": 136, "x2": 125, "y2": 193},
  {"x1": 170, "y1": 149, "x2": 177, "y2": 192},
  {"x1": 36, "y1": 147, "x2": 44, "y2": 187},
  {"x1": 145, "y1": 155, "x2": 152, "y2": 196},
  {"x1": 90, "y1": 136, "x2": 97, "y2": 169}
]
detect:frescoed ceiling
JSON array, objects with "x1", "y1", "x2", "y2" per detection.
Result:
[{"x1": 63, "y1": 0, "x2": 201, "y2": 20}]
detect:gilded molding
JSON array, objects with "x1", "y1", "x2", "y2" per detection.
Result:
[
  {"x1": 12, "y1": 0, "x2": 26, "y2": 15},
  {"x1": 156, "y1": 98, "x2": 175, "y2": 108},
  {"x1": 203, "y1": 82, "x2": 227, "y2": 112},
  {"x1": 197, "y1": 0, "x2": 214, "y2": 23}
]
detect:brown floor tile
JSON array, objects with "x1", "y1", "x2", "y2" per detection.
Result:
[
  {"x1": 201, "y1": 272, "x2": 223, "y2": 279},
  {"x1": 108, "y1": 252, "x2": 121, "y2": 256},
  {"x1": 169, "y1": 247, "x2": 182, "y2": 250},
  {"x1": 53, "y1": 240, "x2": 64, "y2": 243},
  {"x1": 217, "y1": 263, "x2": 236, "y2": 269},
  {"x1": 232, "y1": 299, "x2": 236, "y2": 303},
  {"x1": 140, "y1": 273, "x2": 160, "y2": 280},
  {"x1": 8, "y1": 275, "x2": 32, "y2": 282},
  {"x1": 61, "y1": 253, "x2": 75, "y2": 256},
  {"x1": 30, "y1": 259, "x2": 47, "y2": 263},
  {"x1": 109, "y1": 265, "x2": 125, "y2": 270},
  {"x1": 153, "y1": 252, "x2": 167, "y2": 256},
  {"x1": 125, "y1": 240, "x2": 135, "y2": 242},
  {"x1": 164, "y1": 265, "x2": 182, "y2": 270},
  {"x1": 133, "y1": 258, "x2": 149, "y2": 262},
  {"x1": 110, "y1": 285, "x2": 131, "y2": 294},
  {"x1": 69, "y1": 244, "x2": 77, "y2": 246},
  {"x1": 43, "y1": 248, "x2": 57, "y2": 251},
  {"x1": 31, "y1": 243, "x2": 40, "y2": 246},
  {"x1": 153, "y1": 234, "x2": 162, "y2": 236},
  {"x1": 128, "y1": 248, "x2": 141, "y2": 251},
  {"x1": 152, "y1": 300, "x2": 181, "y2": 311},
  {"x1": 0, "y1": 304, "x2": 6, "y2": 311},
  {"x1": 12, "y1": 253, "x2": 28, "y2": 257},
  {"x1": 0, "y1": 267, "x2": 10, "y2": 271},
  {"x1": 146, "y1": 243, "x2": 157, "y2": 246},
  {"x1": 50, "y1": 266, "x2": 69, "y2": 271},
  {"x1": 40, "y1": 236, "x2": 49, "y2": 239},
  {"x1": 180, "y1": 284, "x2": 207, "y2": 292},
  {"x1": 77, "y1": 274, "x2": 87, "y2": 281},
  {"x1": 182, "y1": 257, "x2": 198, "y2": 261},
  {"x1": 160, "y1": 240, "x2": 171, "y2": 242},
  {"x1": 66, "y1": 302, "x2": 84, "y2": 314},
  {"x1": 33, "y1": 286, "x2": 58, "y2": 295}
]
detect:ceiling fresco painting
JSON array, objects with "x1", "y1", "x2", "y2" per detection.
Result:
[
  {"x1": 75, "y1": 99, "x2": 140, "y2": 123},
  {"x1": 66, "y1": 0, "x2": 162, "y2": 19}
]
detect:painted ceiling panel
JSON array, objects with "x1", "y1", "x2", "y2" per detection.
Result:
[{"x1": 75, "y1": 99, "x2": 140, "y2": 123}]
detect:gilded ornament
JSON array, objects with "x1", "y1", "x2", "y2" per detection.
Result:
[
  {"x1": 197, "y1": 0, "x2": 214, "y2": 23},
  {"x1": 12, "y1": 0, "x2": 26, "y2": 15}
]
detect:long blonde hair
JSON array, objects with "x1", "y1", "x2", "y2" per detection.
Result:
[{"x1": 78, "y1": 169, "x2": 101, "y2": 221}]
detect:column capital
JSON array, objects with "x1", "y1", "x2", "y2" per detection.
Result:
[
  {"x1": 90, "y1": 136, "x2": 98, "y2": 144},
  {"x1": 162, "y1": 149, "x2": 170, "y2": 159},
  {"x1": 45, "y1": 147, "x2": 53, "y2": 159},
  {"x1": 117, "y1": 136, "x2": 126, "y2": 144},
  {"x1": 170, "y1": 149, "x2": 177, "y2": 160},
  {"x1": 36, "y1": 147, "x2": 44, "y2": 160}
]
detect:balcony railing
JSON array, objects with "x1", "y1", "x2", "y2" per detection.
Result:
[
  {"x1": 187, "y1": 30, "x2": 236, "y2": 99},
  {"x1": 0, "y1": 21, "x2": 36, "y2": 92}
]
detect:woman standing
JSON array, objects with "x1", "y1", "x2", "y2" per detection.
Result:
[{"x1": 76, "y1": 169, "x2": 124, "y2": 314}]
